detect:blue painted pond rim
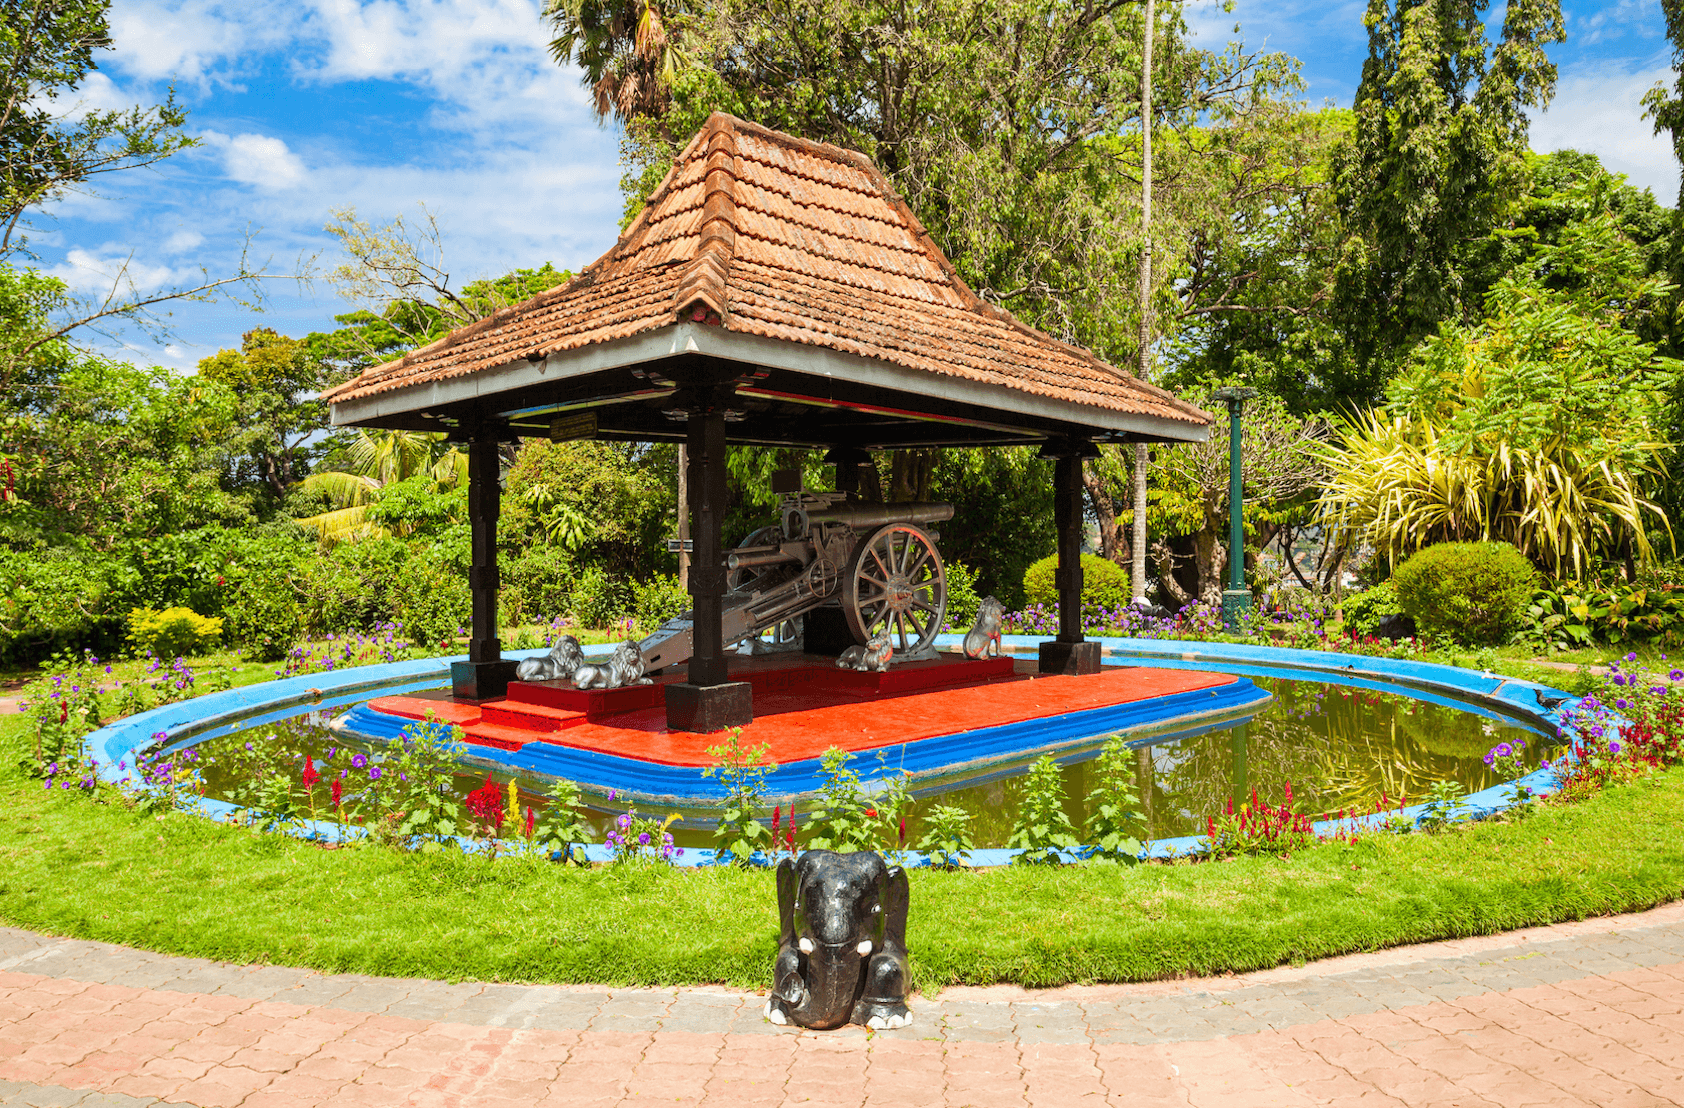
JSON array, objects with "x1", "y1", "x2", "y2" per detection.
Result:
[{"x1": 76, "y1": 637, "x2": 1588, "y2": 865}]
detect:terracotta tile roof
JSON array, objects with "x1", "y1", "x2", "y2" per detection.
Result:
[{"x1": 323, "y1": 114, "x2": 1210, "y2": 429}]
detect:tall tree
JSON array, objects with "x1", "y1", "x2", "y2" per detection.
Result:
[{"x1": 1332, "y1": 0, "x2": 1563, "y2": 401}]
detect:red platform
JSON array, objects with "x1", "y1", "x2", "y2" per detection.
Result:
[{"x1": 367, "y1": 652, "x2": 1238, "y2": 765}]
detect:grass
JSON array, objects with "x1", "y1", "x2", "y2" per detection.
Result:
[{"x1": 2, "y1": 701, "x2": 1681, "y2": 992}]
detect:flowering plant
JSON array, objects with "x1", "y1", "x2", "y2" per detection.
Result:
[
  {"x1": 604, "y1": 804, "x2": 680, "y2": 863},
  {"x1": 1203, "y1": 784, "x2": 1317, "y2": 859},
  {"x1": 702, "y1": 728, "x2": 778, "y2": 865}
]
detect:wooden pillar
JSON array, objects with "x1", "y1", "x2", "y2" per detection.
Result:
[
  {"x1": 1038, "y1": 441, "x2": 1101, "y2": 675},
  {"x1": 665, "y1": 382, "x2": 753, "y2": 731},
  {"x1": 452, "y1": 428, "x2": 517, "y2": 700}
]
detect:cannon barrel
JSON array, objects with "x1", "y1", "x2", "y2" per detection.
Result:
[
  {"x1": 726, "y1": 546, "x2": 799, "y2": 572},
  {"x1": 799, "y1": 500, "x2": 954, "y2": 529}
]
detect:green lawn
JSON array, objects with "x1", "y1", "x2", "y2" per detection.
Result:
[{"x1": 2, "y1": 703, "x2": 1679, "y2": 992}]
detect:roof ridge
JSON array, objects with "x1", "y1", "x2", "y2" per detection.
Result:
[{"x1": 669, "y1": 113, "x2": 741, "y2": 324}]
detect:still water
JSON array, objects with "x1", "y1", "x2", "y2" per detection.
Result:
[{"x1": 198, "y1": 676, "x2": 1552, "y2": 848}]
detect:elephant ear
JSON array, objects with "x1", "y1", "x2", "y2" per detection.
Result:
[
  {"x1": 775, "y1": 857, "x2": 799, "y2": 946},
  {"x1": 881, "y1": 864, "x2": 910, "y2": 953}
]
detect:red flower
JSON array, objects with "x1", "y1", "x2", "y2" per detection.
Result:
[
  {"x1": 302, "y1": 757, "x2": 320, "y2": 790},
  {"x1": 771, "y1": 805, "x2": 781, "y2": 843},
  {"x1": 465, "y1": 772, "x2": 505, "y2": 831},
  {"x1": 898, "y1": 815, "x2": 906, "y2": 846},
  {"x1": 331, "y1": 779, "x2": 343, "y2": 808},
  {"x1": 866, "y1": 808, "x2": 877, "y2": 818},
  {"x1": 524, "y1": 806, "x2": 536, "y2": 840}
]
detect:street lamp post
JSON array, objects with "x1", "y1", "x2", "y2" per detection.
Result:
[{"x1": 1211, "y1": 386, "x2": 1256, "y2": 632}]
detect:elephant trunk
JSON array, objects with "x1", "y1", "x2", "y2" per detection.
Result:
[{"x1": 784, "y1": 942, "x2": 866, "y2": 1030}]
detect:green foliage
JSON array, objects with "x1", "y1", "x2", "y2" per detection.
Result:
[
  {"x1": 125, "y1": 606, "x2": 223, "y2": 660},
  {"x1": 532, "y1": 778, "x2": 593, "y2": 864},
  {"x1": 17, "y1": 649, "x2": 103, "y2": 775},
  {"x1": 571, "y1": 566, "x2": 633, "y2": 630},
  {"x1": 633, "y1": 573, "x2": 690, "y2": 631},
  {"x1": 1022, "y1": 554, "x2": 1131, "y2": 616},
  {"x1": 502, "y1": 545, "x2": 577, "y2": 627},
  {"x1": 702, "y1": 728, "x2": 778, "y2": 865},
  {"x1": 1082, "y1": 737, "x2": 1145, "y2": 864},
  {"x1": 221, "y1": 562, "x2": 302, "y2": 662},
  {"x1": 930, "y1": 448, "x2": 1054, "y2": 609},
  {"x1": 0, "y1": 548, "x2": 134, "y2": 665},
  {"x1": 942, "y1": 560, "x2": 982, "y2": 629},
  {"x1": 300, "y1": 538, "x2": 408, "y2": 634},
  {"x1": 914, "y1": 805, "x2": 975, "y2": 870},
  {"x1": 804, "y1": 748, "x2": 881, "y2": 854},
  {"x1": 1391, "y1": 542, "x2": 1538, "y2": 645},
  {"x1": 1007, "y1": 755, "x2": 1079, "y2": 865},
  {"x1": 502, "y1": 439, "x2": 677, "y2": 581},
  {"x1": 370, "y1": 713, "x2": 469, "y2": 851},
  {"x1": 1417, "y1": 779, "x2": 1469, "y2": 831},
  {"x1": 391, "y1": 553, "x2": 472, "y2": 647},
  {"x1": 1526, "y1": 582, "x2": 1684, "y2": 649},
  {"x1": 1341, "y1": 581, "x2": 1404, "y2": 639}
]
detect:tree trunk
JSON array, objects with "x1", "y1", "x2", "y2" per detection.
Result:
[
  {"x1": 1153, "y1": 539, "x2": 1191, "y2": 607},
  {"x1": 1193, "y1": 526, "x2": 1225, "y2": 606},
  {"x1": 1131, "y1": 0, "x2": 1155, "y2": 604},
  {"x1": 1083, "y1": 460, "x2": 1126, "y2": 563},
  {"x1": 889, "y1": 449, "x2": 935, "y2": 501}
]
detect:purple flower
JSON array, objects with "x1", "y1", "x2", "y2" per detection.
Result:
[
  {"x1": 1617, "y1": 699, "x2": 1629, "y2": 710},
  {"x1": 1613, "y1": 675, "x2": 1628, "y2": 686},
  {"x1": 369, "y1": 766, "x2": 383, "y2": 780},
  {"x1": 1609, "y1": 741, "x2": 1623, "y2": 754},
  {"x1": 1627, "y1": 652, "x2": 1638, "y2": 662},
  {"x1": 1515, "y1": 738, "x2": 1526, "y2": 750},
  {"x1": 1671, "y1": 670, "x2": 1683, "y2": 682},
  {"x1": 1494, "y1": 743, "x2": 1513, "y2": 758},
  {"x1": 638, "y1": 832, "x2": 651, "y2": 845},
  {"x1": 352, "y1": 753, "x2": 367, "y2": 768},
  {"x1": 1483, "y1": 753, "x2": 1496, "y2": 765}
]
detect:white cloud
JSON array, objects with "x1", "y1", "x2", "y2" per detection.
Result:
[
  {"x1": 199, "y1": 130, "x2": 310, "y2": 189},
  {"x1": 162, "y1": 229, "x2": 207, "y2": 253},
  {"x1": 48, "y1": 248, "x2": 196, "y2": 295},
  {"x1": 108, "y1": 0, "x2": 294, "y2": 81},
  {"x1": 1569, "y1": 0, "x2": 1663, "y2": 48},
  {"x1": 1530, "y1": 60, "x2": 1680, "y2": 200}
]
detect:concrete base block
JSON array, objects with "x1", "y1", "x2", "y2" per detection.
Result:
[
  {"x1": 1038, "y1": 640, "x2": 1101, "y2": 676},
  {"x1": 665, "y1": 681, "x2": 754, "y2": 732},
  {"x1": 802, "y1": 607, "x2": 857, "y2": 657},
  {"x1": 451, "y1": 659, "x2": 519, "y2": 701}
]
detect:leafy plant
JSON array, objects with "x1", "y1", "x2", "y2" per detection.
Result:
[
  {"x1": 1082, "y1": 737, "x2": 1145, "y2": 864},
  {"x1": 571, "y1": 566, "x2": 633, "y2": 629},
  {"x1": 532, "y1": 778, "x2": 593, "y2": 864},
  {"x1": 1007, "y1": 755, "x2": 1079, "y2": 865},
  {"x1": 915, "y1": 804, "x2": 975, "y2": 869},
  {"x1": 1203, "y1": 784, "x2": 1317, "y2": 858},
  {"x1": 1416, "y1": 779, "x2": 1468, "y2": 831},
  {"x1": 702, "y1": 728, "x2": 778, "y2": 865},
  {"x1": 1022, "y1": 553, "x2": 1130, "y2": 619},
  {"x1": 363, "y1": 712, "x2": 468, "y2": 851},
  {"x1": 633, "y1": 573, "x2": 691, "y2": 632},
  {"x1": 804, "y1": 747, "x2": 881, "y2": 853},
  {"x1": 126, "y1": 606, "x2": 224, "y2": 659},
  {"x1": 605, "y1": 805, "x2": 680, "y2": 863}
]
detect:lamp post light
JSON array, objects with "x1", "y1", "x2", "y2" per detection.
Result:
[{"x1": 1211, "y1": 386, "x2": 1256, "y2": 632}]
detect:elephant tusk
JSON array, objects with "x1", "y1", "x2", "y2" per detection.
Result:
[
  {"x1": 856, "y1": 940, "x2": 873, "y2": 955},
  {"x1": 798, "y1": 937, "x2": 815, "y2": 954}
]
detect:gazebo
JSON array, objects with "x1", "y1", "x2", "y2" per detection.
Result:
[{"x1": 323, "y1": 112, "x2": 1212, "y2": 731}]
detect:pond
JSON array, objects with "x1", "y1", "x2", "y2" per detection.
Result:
[{"x1": 189, "y1": 673, "x2": 1554, "y2": 848}]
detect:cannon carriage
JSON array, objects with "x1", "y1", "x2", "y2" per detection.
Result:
[{"x1": 637, "y1": 490, "x2": 954, "y2": 675}]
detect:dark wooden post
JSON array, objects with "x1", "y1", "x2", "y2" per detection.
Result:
[
  {"x1": 452, "y1": 427, "x2": 518, "y2": 700},
  {"x1": 1038, "y1": 441, "x2": 1101, "y2": 675},
  {"x1": 666, "y1": 382, "x2": 753, "y2": 731}
]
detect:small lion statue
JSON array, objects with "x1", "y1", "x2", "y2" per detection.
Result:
[
  {"x1": 516, "y1": 634, "x2": 586, "y2": 683},
  {"x1": 963, "y1": 597, "x2": 1005, "y2": 659},
  {"x1": 837, "y1": 629, "x2": 894, "y2": 672},
  {"x1": 572, "y1": 640, "x2": 653, "y2": 690}
]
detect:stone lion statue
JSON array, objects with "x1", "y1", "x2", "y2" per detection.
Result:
[
  {"x1": 963, "y1": 597, "x2": 1006, "y2": 659},
  {"x1": 516, "y1": 634, "x2": 586, "y2": 683},
  {"x1": 837, "y1": 629, "x2": 894, "y2": 672},
  {"x1": 572, "y1": 640, "x2": 653, "y2": 690}
]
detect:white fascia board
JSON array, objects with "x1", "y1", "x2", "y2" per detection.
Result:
[{"x1": 329, "y1": 322, "x2": 1212, "y2": 443}]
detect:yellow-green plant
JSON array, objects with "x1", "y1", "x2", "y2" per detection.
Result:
[{"x1": 125, "y1": 607, "x2": 223, "y2": 659}]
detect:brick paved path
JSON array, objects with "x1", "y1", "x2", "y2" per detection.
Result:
[{"x1": 3, "y1": 902, "x2": 1684, "y2": 1107}]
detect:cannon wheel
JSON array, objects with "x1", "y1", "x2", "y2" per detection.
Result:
[{"x1": 844, "y1": 523, "x2": 947, "y2": 655}]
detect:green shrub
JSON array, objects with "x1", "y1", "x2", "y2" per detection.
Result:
[
  {"x1": 221, "y1": 566, "x2": 302, "y2": 662},
  {"x1": 633, "y1": 574, "x2": 690, "y2": 631},
  {"x1": 0, "y1": 549, "x2": 136, "y2": 666},
  {"x1": 126, "y1": 606, "x2": 224, "y2": 659},
  {"x1": 1022, "y1": 553, "x2": 1130, "y2": 615},
  {"x1": 504, "y1": 546, "x2": 577, "y2": 625},
  {"x1": 300, "y1": 538, "x2": 408, "y2": 634},
  {"x1": 392, "y1": 558, "x2": 472, "y2": 647},
  {"x1": 1391, "y1": 542, "x2": 1539, "y2": 645},
  {"x1": 571, "y1": 566, "x2": 633, "y2": 629},
  {"x1": 1341, "y1": 580, "x2": 1404, "y2": 638},
  {"x1": 944, "y1": 560, "x2": 982, "y2": 629}
]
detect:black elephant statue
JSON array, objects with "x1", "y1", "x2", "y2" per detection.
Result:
[{"x1": 764, "y1": 850, "x2": 912, "y2": 1030}]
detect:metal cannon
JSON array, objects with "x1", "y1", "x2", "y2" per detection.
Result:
[{"x1": 636, "y1": 490, "x2": 954, "y2": 674}]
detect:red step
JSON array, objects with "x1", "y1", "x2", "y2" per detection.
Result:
[
  {"x1": 479, "y1": 700, "x2": 587, "y2": 733},
  {"x1": 506, "y1": 679, "x2": 667, "y2": 717}
]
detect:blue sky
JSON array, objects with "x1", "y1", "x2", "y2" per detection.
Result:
[{"x1": 30, "y1": 0, "x2": 1683, "y2": 372}]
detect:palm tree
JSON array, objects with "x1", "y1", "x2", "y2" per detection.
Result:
[
  {"x1": 297, "y1": 430, "x2": 467, "y2": 543},
  {"x1": 543, "y1": 0, "x2": 694, "y2": 123}
]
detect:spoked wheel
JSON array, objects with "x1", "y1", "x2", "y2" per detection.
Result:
[{"x1": 844, "y1": 523, "x2": 947, "y2": 655}]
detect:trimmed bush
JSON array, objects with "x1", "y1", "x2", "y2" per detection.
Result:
[
  {"x1": 1391, "y1": 542, "x2": 1539, "y2": 645},
  {"x1": 126, "y1": 607, "x2": 224, "y2": 660},
  {"x1": 1022, "y1": 553, "x2": 1130, "y2": 615}
]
